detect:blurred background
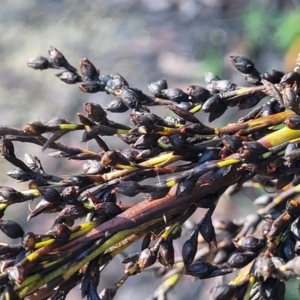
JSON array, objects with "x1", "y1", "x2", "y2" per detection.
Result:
[{"x1": 0, "y1": 0, "x2": 300, "y2": 299}]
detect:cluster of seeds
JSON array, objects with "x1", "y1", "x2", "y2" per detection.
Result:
[{"x1": 0, "y1": 47, "x2": 299, "y2": 299}]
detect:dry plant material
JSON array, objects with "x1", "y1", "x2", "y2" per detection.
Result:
[{"x1": 0, "y1": 49, "x2": 299, "y2": 299}]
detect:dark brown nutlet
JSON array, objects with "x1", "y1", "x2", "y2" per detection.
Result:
[
  {"x1": 27, "y1": 56, "x2": 50, "y2": 70},
  {"x1": 186, "y1": 261, "x2": 221, "y2": 279},
  {"x1": 285, "y1": 115, "x2": 300, "y2": 129},
  {"x1": 148, "y1": 78, "x2": 168, "y2": 97},
  {"x1": 84, "y1": 102, "x2": 107, "y2": 123},
  {"x1": 233, "y1": 236, "x2": 265, "y2": 253},
  {"x1": 51, "y1": 223, "x2": 71, "y2": 241},
  {"x1": 158, "y1": 240, "x2": 175, "y2": 269},
  {"x1": 187, "y1": 85, "x2": 211, "y2": 103},
  {"x1": 182, "y1": 225, "x2": 199, "y2": 266},
  {"x1": 21, "y1": 232, "x2": 36, "y2": 251},
  {"x1": 229, "y1": 55, "x2": 256, "y2": 74},
  {"x1": 0, "y1": 219, "x2": 24, "y2": 239},
  {"x1": 138, "y1": 248, "x2": 157, "y2": 270},
  {"x1": 80, "y1": 57, "x2": 99, "y2": 82},
  {"x1": 227, "y1": 251, "x2": 257, "y2": 268}
]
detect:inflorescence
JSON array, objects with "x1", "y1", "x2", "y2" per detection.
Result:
[{"x1": 0, "y1": 47, "x2": 299, "y2": 299}]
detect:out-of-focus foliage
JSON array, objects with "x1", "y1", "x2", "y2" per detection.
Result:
[{"x1": 275, "y1": 11, "x2": 300, "y2": 50}]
